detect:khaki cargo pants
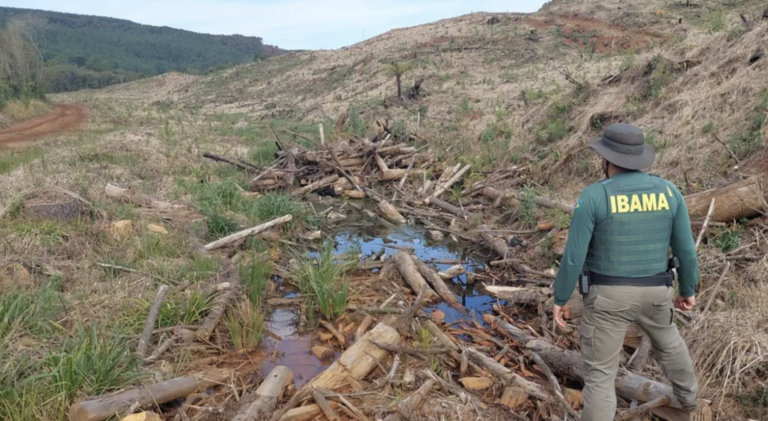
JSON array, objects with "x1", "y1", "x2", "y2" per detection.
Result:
[{"x1": 580, "y1": 285, "x2": 699, "y2": 421}]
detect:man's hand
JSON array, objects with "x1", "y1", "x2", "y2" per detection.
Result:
[
  {"x1": 553, "y1": 304, "x2": 570, "y2": 328},
  {"x1": 675, "y1": 295, "x2": 696, "y2": 311}
]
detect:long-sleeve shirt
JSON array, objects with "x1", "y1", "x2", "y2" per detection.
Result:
[{"x1": 553, "y1": 171, "x2": 699, "y2": 306}]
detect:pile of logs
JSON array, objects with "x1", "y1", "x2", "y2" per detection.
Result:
[{"x1": 204, "y1": 135, "x2": 438, "y2": 200}]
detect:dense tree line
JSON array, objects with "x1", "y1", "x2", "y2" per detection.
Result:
[
  {"x1": 0, "y1": 7, "x2": 286, "y2": 93},
  {"x1": 0, "y1": 17, "x2": 44, "y2": 107}
]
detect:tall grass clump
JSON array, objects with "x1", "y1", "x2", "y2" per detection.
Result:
[
  {"x1": 290, "y1": 239, "x2": 355, "y2": 320},
  {"x1": 239, "y1": 258, "x2": 272, "y2": 305},
  {"x1": 252, "y1": 193, "x2": 302, "y2": 222},
  {"x1": 225, "y1": 301, "x2": 265, "y2": 350},
  {"x1": 157, "y1": 290, "x2": 214, "y2": 328},
  {"x1": 0, "y1": 285, "x2": 62, "y2": 340},
  {"x1": 45, "y1": 323, "x2": 142, "y2": 405}
]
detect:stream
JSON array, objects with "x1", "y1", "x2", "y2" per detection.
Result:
[{"x1": 259, "y1": 202, "x2": 503, "y2": 387}]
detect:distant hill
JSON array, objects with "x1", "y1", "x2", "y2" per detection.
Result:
[{"x1": 0, "y1": 7, "x2": 288, "y2": 93}]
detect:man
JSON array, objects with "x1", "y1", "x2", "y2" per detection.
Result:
[{"x1": 552, "y1": 123, "x2": 699, "y2": 420}]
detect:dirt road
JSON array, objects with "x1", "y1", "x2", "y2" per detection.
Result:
[{"x1": 0, "y1": 104, "x2": 87, "y2": 148}]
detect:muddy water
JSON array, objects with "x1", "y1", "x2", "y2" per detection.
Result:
[{"x1": 259, "y1": 204, "x2": 502, "y2": 387}]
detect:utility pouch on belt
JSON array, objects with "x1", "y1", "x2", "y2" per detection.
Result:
[{"x1": 578, "y1": 267, "x2": 590, "y2": 296}]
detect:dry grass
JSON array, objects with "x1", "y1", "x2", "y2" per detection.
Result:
[
  {"x1": 1, "y1": 100, "x2": 50, "y2": 122},
  {"x1": 683, "y1": 256, "x2": 768, "y2": 418}
]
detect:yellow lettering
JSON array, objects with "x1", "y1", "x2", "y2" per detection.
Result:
[
  {"x1": 617, "y1": 195, "x2": 630, "y2": 213},
  {"x1": 642, "y1": 193, "x2": 657, "y2": 211},
  {"x1": 657, "y1": 193, "x2": 670, "y2": 210},
  {"x1": 667, "y1": 186, "x2": 673, "y2": 197},
  {"x1": 610, "y1": 196, "x2": 617, "y2": 213},
  {"x1": 630, "y1": 194, "x2": 643, "y2": 212}
]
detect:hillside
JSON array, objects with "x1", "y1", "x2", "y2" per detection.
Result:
[
  {"x1": 0, "y1": 7, "x2": 287, "y2": 93},
  {"x1": 2, "y1": 0, "x2": 768, "y2": 420}
]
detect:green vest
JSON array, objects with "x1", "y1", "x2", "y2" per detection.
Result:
[{"x1": 586, "y1": 175, "x2": 675, "y2": 277}]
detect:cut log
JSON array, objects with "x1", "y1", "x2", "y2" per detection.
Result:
[
  {"x1": 69, "y1": 369, "x2": 232, "y2": 421},
  {"x1": 424, "y1": 320, "x2": 459, "y2": 351},
  {"x1": 410, "y1": 256, "x2": 462, "y2": 310},
  {"x1": 137, "y1": 285, "x2": 169, "y2": 358},
  {"x1": 232, "y1": 366, "x2": 293, "y2": 421},
  {"x1": 343, "y1": 190, "x2": 367, "y2": 199},
  {"x1": 291, "y1": 175, "x2": 339, "y2": 197},
  {"x1": 430, "y1": 164, "x2": 471, "y2": 199},
  {"x1": 306, "y1": 323, "x2": 400, "y2": 391},
  {"x1": 426, "y1": 196, "x2": 468, "y2": 218},
  {"x1": 484, "y1": 285, "x2": 549, "y2": 306},
  {"x1": 684, "y1": 176, "x2": 764, "y2": 222},
  {"x1": 536, "y1": 348, "x2": 710, "y2": 421},
  {"x1": 464, "y1": 348, "x2": 548, "y2": 400},
  {"x1": 383, "y1": 379, "x2": 437, "y2": 421},
  {"x1": 393, "y1": 252, "x2": 438, "y2": 301},
  {"x1": 203, "y1": 215, "x2": 293, "y2": 251},
  {"x1": 378, "y1": 200, "x2": 406, "y2": 224},
  {"x1": 438, "y1": 265, "x2": 466, "y2": 280},
  {"x1": 105, "y1": 183, "x2": 182, "y2": 210}
]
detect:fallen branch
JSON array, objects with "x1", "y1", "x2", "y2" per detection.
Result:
[
  {"x1": 531, "y1": 352, "x2": 582, "y2": 420},
  {"x1": 426, "y1": 196, "x2": 468, "y2": 218},
  {"x1": 318, "y1": 320, "x2": 347, "y2": 347},
  {"x1": 615, "y1": 396, "x2": 672, "y2": 421},
  {"x1": 311, "y1": 388, "x2": 339, "y2": 421},
  {"x1": 384, "y1": 379, "x2": 437, "y2": 421},
  {"x1": 370, "y1": 341, "x2": 450, "y2": 360},
  {"x1": 202, "y1": 152, "x2": 259, "y2": 172},
  {"x1": 105, "y1": 183, "x2": 183, "y2": 211},
  {"x1": 711, "y1": 133, "x2": 741, "y2": 167},
  {"x1": 268, "y1": 387, "x2": 312, "y2": 421},
  {"x1": 203, "y1": 215, "x2": 293, "y2": 251},
  {"x1": 464, "y1": 347, "x2": 548, "y2": 400},
  {"x1": 702, "y1": 261, "x2": 730, "y2": 316},
  {"x1": 137, "y1": 285, "x2": 169, "y2": 358},
  {"x1": 69, "y1": 369, "x2": 232, "y2": 421},
  {"x1": 695, "y1": 199, "x2": 716, "y2": 249},
  {"x1": 378, "y1": 200, "x2": 407, "y2": 224},
  {"x1": 429, "y1": 164, "x2": 471, "y2": 200},
  {"x1": 196, "y1": 281, "x2": 234, "y2": 341}
]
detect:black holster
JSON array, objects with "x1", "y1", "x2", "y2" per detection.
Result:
[{"x1": 578, "y1": 268, "x2": 590, "y2": 296}]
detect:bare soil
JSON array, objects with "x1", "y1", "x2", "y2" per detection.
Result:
[{"x1": 0, "y1": 104, "x2": 87, "y2": 148}]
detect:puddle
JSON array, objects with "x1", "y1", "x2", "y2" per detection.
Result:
[
  {"x1": 260, "y1": 309, "x2": 337, "y2": 388},
  {"x1": 260, "y1": 203, "x2": 503, "y2": 384}
]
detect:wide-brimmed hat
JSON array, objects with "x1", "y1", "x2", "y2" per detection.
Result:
[{"x1": 588, "y1": 123, "x2": 655, "y2": 170}]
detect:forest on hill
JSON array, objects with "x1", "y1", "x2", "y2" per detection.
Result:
[{"x1": 0, "y1": 7, "x2": 286, "y2": 94}]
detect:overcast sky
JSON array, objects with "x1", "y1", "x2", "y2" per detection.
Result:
[{"x1": 2, "y1": 0, "x2": 547, "y2": 50}]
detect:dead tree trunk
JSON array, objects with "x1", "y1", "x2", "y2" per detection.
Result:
[{"x1": 685, "y1": 176, "x2": 764, "y2": 222}]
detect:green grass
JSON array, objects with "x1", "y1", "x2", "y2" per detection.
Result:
[
  {"x1": 290, "y1": 239, "x2": 355, "y2": 320},
  {"x1": 739, "y1": 385, "x2": 768, "y2": 419},
  {"x1": 9, "y1": 220, "x2": 67, "y2": 248},
  {"x1": 0, "y1": 285, "x2": 62, "y2": 341},
  {"x1": 157, "y1": 290, "x2": 214, "y2": 328},
  {"x1": 225, "y1": 302, "x2": 265, "y2": 350},
  {"x1": 521, "y1": 184, "x2": 539, "y2": 228},
  {"x1": 239, "y1": 259, "x2": 272, "y2": 306},
  {"x1": 44, "y1": 323, "x2": 142, "y2": 406},
  {"x1": 252, "y1": 193, "x2": 302, "y2": 222},
  {"x1": 0, "y1": 147, "x2": 46, "y2": 174},
  {"x1": 346, "y1": 104, "x2": 367, "y2": 138}
]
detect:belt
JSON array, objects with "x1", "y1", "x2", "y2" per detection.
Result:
[{"x1": 590, "y1": 272, "x2": 673, "y2": 287}]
